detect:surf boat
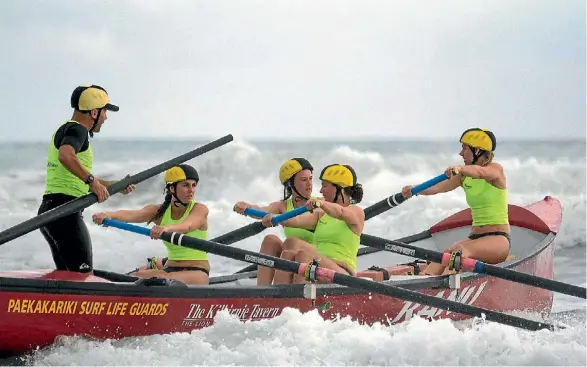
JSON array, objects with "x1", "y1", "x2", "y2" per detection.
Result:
[{"x1": 0, "y1": 196, "x2": 563, "y2": 358}]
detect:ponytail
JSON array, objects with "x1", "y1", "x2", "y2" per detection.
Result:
[
  {"x1": 344, "y1": 183, "x2": 363, "y2": 204},
  {"x1": 484, "y1": 151, "x2": 494, "y2": 166},
  {"x1": 148, "y1": 190, "x2": 172, "y2": 225},
  {"x1": 283, "y1": 184, "x2": 292, "y2": 201}
]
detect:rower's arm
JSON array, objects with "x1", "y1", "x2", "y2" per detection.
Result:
[
  {"x1": 280, "y1": 210, "x2": 321, "y2": 230},
  {"x1": 103, "y1": 204, "x2": 160, "y2": 224},
  {"x1": 97, "y1": 178, "x2": 115, "y2": 186},
  {"x1": 164, "y1": 204, "x2": 208, "y2": 233},
  {"x1": 460, "y1": 162, "x2": 504, "y2": 181},
  {"x1": 257, "y1": 201, "x2": 285, "y2": 214},
  {"x1": 319, "y1": 201, "x2": 365, "y2": 235},
  {"x1": 240, "y1": 201, "x2": 284, "y2": 214},
  {"x1": 418, "y1": 174, "x2": 461, "y2": 195}
]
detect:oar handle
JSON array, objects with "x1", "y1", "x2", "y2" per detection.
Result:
[
  {"x1": 243, "y1": 208, "x2": 267, "y2": 219},
  {"x1": 244, "y1": 205, "x2": 311, "y2": 225},
  {"x1": 103, "y1": 219, "x2": 151, "y2": 236},
  {"x1": 411, "y1": 173, "x2": 450, "y2": 196}
]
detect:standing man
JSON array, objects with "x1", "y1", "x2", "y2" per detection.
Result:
[{"x1": 38, "y1": 84, "x2": 135, "y2": 273}]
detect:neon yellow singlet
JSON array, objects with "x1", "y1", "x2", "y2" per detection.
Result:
[
  {"x1": 45, "y1": 121, "x2": 93, "y2": 198},
  {"x1": 462, "y1": 176, "x2": 509, "y2": 226},
  {"x1": 161, "y1": 200, "x2": 208, "y2": 261},
  {"x1": 283, "y1": 197, "x2": 315, "y2": 244},
  {"x1": 313, "y1": 211, "x2": 360, "y2": 272}
]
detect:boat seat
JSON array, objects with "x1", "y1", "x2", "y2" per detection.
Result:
[{"x1": 356, "y1": 260, "x2": 429, "y2": 281}]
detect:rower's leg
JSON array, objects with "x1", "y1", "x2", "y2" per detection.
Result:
[
  {"x1": 272, "y1": 238, "x2": 316, "y2": 284},
  {"x1": 421, "y1": 239, "x2": 471, "y2": 275},
  {"x1": 272, "y1": 250, "x2": 297, "y2": 284},
  {"x1": 425, "y1": 235, "x2": 510, "y2": 275},
  {"x1": 129, "y1": 269, "x2": 209, "y2": 285},
  {"x1": 458, "y1": 235, "x2": 510, "y2": 264},
  {"x1": 157, "y1": 270, "x2": 209, "y2": 285},
  {"x1": 292, "y1": 249, "x2": 349, "y2": 284},
  {"x1": 257, "y1": 235, "x2": 284, "y2": 285},
  {"x1": 282, "y1": 237, "x2": 315, "y2": 252}
]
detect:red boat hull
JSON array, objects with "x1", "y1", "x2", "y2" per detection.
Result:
[{"x1": 0, "y1": 196, "x2": 561, "y2": 357}]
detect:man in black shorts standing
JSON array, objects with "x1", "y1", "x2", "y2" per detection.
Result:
[{"x1": 38, "y1": 84, "x2": 135, "y2": 273}]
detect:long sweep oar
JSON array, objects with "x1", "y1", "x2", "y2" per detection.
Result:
[
  {"x1": 231, "y1": 173, "x2": 450, "y2": 273},
  {"x1": 0, "y1": 134, "x2": 234, "y2": 246},
  {"x1": 101, "y1": 218, "x2": 559, "y2": 332},
  {"x1": 360, "y1": 233, "x2": 587, "y2": 299}
]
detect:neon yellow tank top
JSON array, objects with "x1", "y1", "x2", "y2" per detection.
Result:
[
  {"x1": 313, "y1": 211, "x2": 360, "y2": 272},
  {"x1": 161, "y1": 201, "x2": 208, "y2": 261},
  {"x1": 462, "y1": 176, "x2": 509, "y2": 226},
  {"x1": 283, "y1": 197, "x2": 315, "y2": 244},
  {"x1": 45, "y1": 121, "x2": 93, "y2": 198}
]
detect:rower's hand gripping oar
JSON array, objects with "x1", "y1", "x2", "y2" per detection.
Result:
[
  {"x1": 360, "y1": 233, "x2": 587, "y2": 299},
  {"x1": 0, "y1": 134, "x2": 234, "y2": 246},
  {"x1": 101, "y1": 218, "x2": 559, "y2": 332}
]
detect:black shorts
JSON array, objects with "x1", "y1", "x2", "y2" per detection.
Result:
[
  {"x1": 468, "y1": 231, "x2": 511, "y2": 249},
  {"x1": 163, "y1": 265, "x2": 209, "y2": 276},
  {"x1": 37, "y1": 193, "x2": 93, "y2": 273}
]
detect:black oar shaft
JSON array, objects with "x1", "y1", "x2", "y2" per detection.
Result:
[
  {"x1": 211, "y1": 222, "x2": 265, "y2": 245},
  {"x1": 361, "y1": 233, "x2": 587, "y2": 299},
  {"x1": 364, "y1": 193, "x2": 406, "y2": 220},
  {"x1": 0, "y1": 134, "x2": 234, "y2": 246}
]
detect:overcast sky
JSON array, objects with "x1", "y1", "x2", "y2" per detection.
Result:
[{"x1": 0, "y1": 0, "x2": 584, "y2": 141}]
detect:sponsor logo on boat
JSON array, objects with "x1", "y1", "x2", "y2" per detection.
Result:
[
  {"x1": 244, "y1": 254, "x2": 274, "y2": 267},
  {"x1": 390, "y1": 280, "x2": 488, "y2": 323},
  {"x1": 182, "y1": 303, "x2": 283, "y2": 327},
  {"x1": 5, "y1": 299, "x2": 169, "y2": 316},
  {"x1": 384, "y1": 243, "x2": 415, "y2": 257}
]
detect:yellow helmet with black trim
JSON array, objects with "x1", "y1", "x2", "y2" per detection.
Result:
[
  {"x1": 279, "y1": 158, "x2": 313, "y2": 185},
  {"x1": 459, "y1": 128, "x2": 496, "y2": 152},
  {"x1": 164, "y1": 164, "x2": 199, "y2": 184},
  {"x1": 319, "y1": 164, "x2": 357, "y2": 188}
]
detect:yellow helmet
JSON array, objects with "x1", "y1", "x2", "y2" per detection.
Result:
[
  {"x1": 164, "y1": 164, "x2": 199, "y2": 184},
  {"x1": 460, "y1": 128, "x2": 496, "y2": 152},
  {"x1": 279, "y1": 158, "x2": 313, "y2": 185},
  {"x1": 319, "y1": 164, "x2": 357, "y2": 188}
]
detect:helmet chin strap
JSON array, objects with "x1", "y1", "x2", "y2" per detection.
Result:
[
  {"x1": 169, "y1": 183, "x2": 189, "y2": 207},
  {"x1": 469, "y1": 146, "x2": 484, "y2": 165},
  {"x1": 88, "y1": 108, "x2": 102, "y2": 138},
  {"x1": 288, "y1": 177, "x2": 310, "y2": 201}
]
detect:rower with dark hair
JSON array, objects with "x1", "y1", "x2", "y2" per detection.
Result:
[
  {"x1": 233, "y1": 158, "x2": 316, "y2": 285},
  {"x1": 262, "y1": 163, "x2": 365, "y2": 284},
  {"x1": 92, "y1": 164, "x2": 211, "y2": 285}
]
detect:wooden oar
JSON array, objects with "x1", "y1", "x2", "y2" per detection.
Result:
[
  {"x1": 0, "y1": 134, "x2": 234, "y2": 246},
  {"x1": 101, "y1": 218, "x2": 560, "y2": 332},
  {"x1": 360, "y1": 233, "x2": 587, "y2": 299}
]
